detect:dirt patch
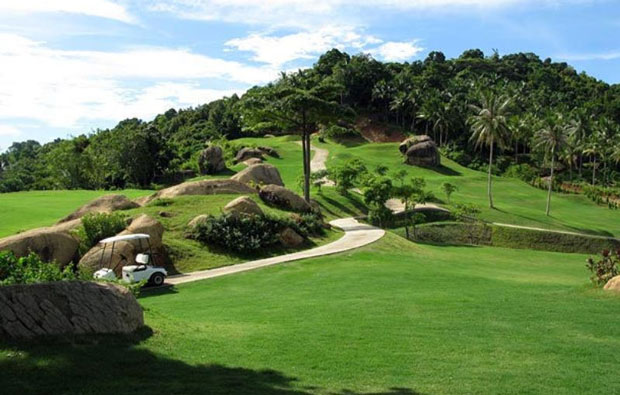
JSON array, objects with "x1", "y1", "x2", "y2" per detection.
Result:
[{"x1": 355, "y1": 117, "x2": 407, "y2": 143}]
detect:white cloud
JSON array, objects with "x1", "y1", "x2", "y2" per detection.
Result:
[
  {"x1": 370, "y1": 41, "x2": 424, "y2": 62},
  {"x1": 149, "y1": 0, "x2": 583, "y2": 27},
  {"x1": 226, "y1": 26, "x2": 381, "y2": 67},
  {"x1": 556, "y1": 51, "x2": 620, "y2": 61},
  {"x1": 0, "y1": 33, "x2": 272, "y2": 129},
  {"x1": 0, "y1": 125, "x2": 21, "y2": 137},
  {"x1": 0, "y1": 0, "x2": 134, "y2": 23}
]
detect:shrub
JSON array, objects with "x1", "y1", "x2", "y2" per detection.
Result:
[
  {"x1": 503, "y1": 163, "x2": 538, "y2": 183},
  {"x1": 188, "y1": 214, "x2": 303, "y2": 253},
  {"x1": 0, "y1": 251, "x2": 77, "y2": 285},
  {"x1": 75, "y1": 212, "x2": 127, "y2": 255},
  {"x1": 586, "y1": 249, "x2": 620, "y2": 287},
  {"x1": 331, "y1": 159, "x2": 367, "y2": 194},
  {"x1": 294, "y1": 213, "x2": 325, "y2": 237},
  {"x1": 322, "y1": 125, "x2": 360, "y2": 139}
]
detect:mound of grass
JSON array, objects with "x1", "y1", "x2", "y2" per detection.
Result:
[{"x1": 3, "y1": 234, "x2": 620, "y2": 394}]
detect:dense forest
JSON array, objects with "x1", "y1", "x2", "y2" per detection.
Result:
[{"x1": 1, "y1": 48, "x2": 619, "y2": 193}]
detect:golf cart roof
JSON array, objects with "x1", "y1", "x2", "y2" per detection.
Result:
[{"x1": 100, "y1": 233, "x2": 150, "y2": 244}]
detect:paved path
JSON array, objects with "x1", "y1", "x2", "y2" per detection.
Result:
[
  {"x1": 165, "y1": 218, "x2": 385, "y2": 285},
  {"x1": 298, "y1": 142, "x2": 335, "y2": 186},
  {"x1": 491, "y1": 222, "x2": 620, "y2": 240}
]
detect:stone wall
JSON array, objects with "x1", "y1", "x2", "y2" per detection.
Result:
[{"x1": 0, "y1": 281, "x2": 143, "y2": 340}]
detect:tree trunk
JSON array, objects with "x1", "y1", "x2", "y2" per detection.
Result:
[
  {"x1": 578, "y1": 154, "x2": 582, "y2": 178},
  {"x1": 303, "y1": 131, "x2": 311, "y2": 203},
  {"x1": 546, "y1": 150, "x2": 554, "y2": 216},
  {"x1": 488, "y1": 141, "x2": 494, "y2": 209},
  {"x1": 514, "y1": 141, "x2": 518, "y2": 162},
  {"x1": 592, "y1": 157, "x2": 597, "y2": 185}
]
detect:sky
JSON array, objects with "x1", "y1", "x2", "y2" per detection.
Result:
[{"x1": 0, "y1": 0, "x2": 619, "y2": 151}]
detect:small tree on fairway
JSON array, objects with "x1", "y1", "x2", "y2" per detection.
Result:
[
  {"x1": 468, "y1": 92, "x2": 512, "y2": 209},
  {"x1": 453, "y1": 203, "x2": 482, "y2": 245},
  {"x1": 241, "y1": 70, "x2": 351, "y2": 202},
  {"x1": 441, "y1": 182, "x2": 457, "y2": 203}
]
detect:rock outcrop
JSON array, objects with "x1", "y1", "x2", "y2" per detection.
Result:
[
  {"x1": 258, "y1": 146, "x2": 280, "y2": 158},
  {"x1": 243, "y1": 158, "x2": 263, "y2": 166},
  {"x1": 604, "y1": 275, "x2": 620, "y2": 292},
  {"x1": 279, "y1": 228, "x2": 304, "y2": 247},
  {"x1": 399, "y1": 135, "x2": 440, "y2": 167},
  {"x1": 198, "y1": 145, "x2": 226, "y2": 175},
  {"x1": 223, "y1": 196, "x2": 264, "y2": 217},
  {"x1": 234, "y1": 147, "x2": 264, "y2": 164},
  {"x1": 0, "y1": 281, "x2": 143, "y2": 339},
  {"x1": 188, "y1": 214, "x2": 209, "y2": 229},
  {"x1": 137, "y1": 179, "x2": 256, "y2": 206},
  {"x1": 232, "y1": 164, "x2": 284, "y2": 187},
  {"x1": 0, "y1": 220, "x2": 82, "y2": 267},
  {"x1": 259, "y1": 184, "x2": 311, "y2": 212},
  {"x1": 78, "y1": 215, "x2": 164, "y2": 275},
  {"x1": 58, "y1": 195, "x2": 139, "y2": 223}
]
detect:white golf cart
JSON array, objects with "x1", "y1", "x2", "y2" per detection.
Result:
[{"x1": 92, "y1": 233, "x2": 167, "y2": 286}]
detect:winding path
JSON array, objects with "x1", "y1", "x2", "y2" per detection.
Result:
[{"x1": 165, "y1": 218, "x2": 385, "y2": 285}]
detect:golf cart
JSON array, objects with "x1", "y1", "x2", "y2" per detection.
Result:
[{"x1": 92, "y1": 233, "x2": 167, "y2": 286}]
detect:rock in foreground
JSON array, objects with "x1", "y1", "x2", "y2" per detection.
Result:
[
  {"x1": 0, "y1": 281, "x2": 143, "y2": 340},
  {"x1": 223, "y1": 196, "x2": 264, "y2": 217},
  {"x1": 259, "y1": 184, "x2": 311, "y2": 212},
  {"x1": 604, "y1": 275, "x2": 620, "y2": 292}
]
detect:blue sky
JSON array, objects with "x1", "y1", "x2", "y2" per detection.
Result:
[{"x1": 0, "y1": 0, "x2": 619, "y2": 151}]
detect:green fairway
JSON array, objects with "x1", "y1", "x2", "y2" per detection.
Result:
[
  {"x1": 317, "y1": 139, "x2": 620, "y2": 237},
  {"x1": 2, "y1": 233, "x2": 619, "y2": 394},
  {"x1": 0, "y1": 189, "x2": 151, "y2": 238}
]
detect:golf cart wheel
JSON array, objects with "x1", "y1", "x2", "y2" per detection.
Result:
[{"x1": 150, "y1": 273, "x2": 165, "y2": 286}]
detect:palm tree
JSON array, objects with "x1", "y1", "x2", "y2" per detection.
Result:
[
  {"x1": 468, "y1": 92, "x2": 512, "y2": 209},
  {"x1": 583, "y1": 134, "x2": 602, "y2": 185},
  {"x1": 535, "y1": 114, "x2": 569, "y2": 216}
]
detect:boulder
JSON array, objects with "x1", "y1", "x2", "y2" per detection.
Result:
[
  {"x1": 279, "y1": 228, "x2": 304, "y2": 248},
  {"x1": 0, "y1": 281, "x2": 143, "y2": 339},
  {"x1": 223, "y1": 196, "x2": 264, "y2": 217},
  {"x1": 234, "y1": 147, "x2": 264, "y2": 164},
  {"x1": 198, "y1": 145, "x2": 226, "y2": 175},
  {"x1": 78, "y1": 215, "x2": 164, "y2": 275},
  {"x1": 188, "y1": 215, "x2": 210, "y2": 229},
  {"x1": 604, "y1": 275, "x2": 620, "y2": 292},
  {"x1": 399, "y1": 135, "x2": 440, "y2": 167},
  {"x1": 58, "y1": 195, "x2": 139, "y2": 223},
  {"x1": 258, "y1": 184, "x2": 311, "y2": 212},
  {"x1": 232, "y1": 164, "x2": 284, "y2": 187},
  {"x1": 243, "y1": 158, "x2": 263, "y2": 166},
  {"x1": 258, "y1": 146, "x2": 280, "y2": 158},
  {"x1": 264, "y1": 134, "x2": 276, "y2": 138},
  {"x1": 138, "y1": 179, "x2": 255, "y2": 206},
  {"x1": 0, "y1": 220, "x2": 82, "y2": 267}
]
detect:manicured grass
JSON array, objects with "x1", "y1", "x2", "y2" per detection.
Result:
[
  {"x1": 2, "y1": 233, "x2": 619, "y2": 394},
  {"x1": 0, "y1": 189, "x2": 151, "y2": 238},
  {"x1": 125, "y1": 194, "x2": 341, "y2": 273},
  {"x1": 316, "y1": 138, "x2": 620, "y2": 237}
]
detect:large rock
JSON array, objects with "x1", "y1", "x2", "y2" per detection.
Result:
[
  {"x1": 232, "y1": 164, "x2": 284, "y2": 187},
  {"x1": 243, "y1": 158, "x2": 263, "y2": 166},
  {"x1": 0, "y1": 220, "x2": 82, "y2": 267},
  {"x1": 78, "y1": 215, "x2": 164, "y2": 275},
  {"x1": 234, "y1": 147, "x2": 264, "y2": 164},
  {"x1": 0, "y1": 281, "x2": 143, "y2": 339},
  {"x1": 258, "y1": 146, "x2": 280, "y2": 158},
  {"x1": 198, "y1": 145, "x2": 226, "y2": 175},
  {"x1": 138, "y1": 179, "x2": 256, "y2": 206},
  {"x1": 223, "y1": 196, "x2": 264, "y2": 217},
  {"x1": 59, "y1": 195, "x2": 139, "y2": 223},
  {"x1": 258, "y1": 184, "x2": 311, "y2": 212},
  {"x1": 188, "y1": 214, "x2": 209, "y2": 229},
  {"x1": 604, "y1": 275, "x2": 620, "y2": 292},
  {"x1": 279, "y1": 228, "x2": 304, "y2": 248},
  {"x1": 399, "y1": 135, "x2": 440, "y2": 167}
]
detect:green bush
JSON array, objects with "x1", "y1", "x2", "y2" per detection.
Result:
[
  {"x1": 188, "y1": 214, "x2": 305, "y2": 253},
  {"x1": 294, "y1": 213, "x2": 326, "y2": 237},
  {"x1": 503, "y1": 163, "x2": 538, "y2": 183},
  {"x1": 0, "y1": 251, "x2": 77, "y2": 285},
  {"x1": 586, "y1": 249, "x2": 619, "y2": 287},
  {"x1": 75, "y1": 212, "x2": 127, "y2": 255},
  {"x1": 322, "y1": 125, "x2": 360, "y2": 139}
]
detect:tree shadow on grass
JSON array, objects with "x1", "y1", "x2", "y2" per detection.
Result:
[
  {"x1": 318, "y1": 193, "x2": 368, "y2": 219},
  {"x1": 0, "y1": 328, "x2": 423, "y2": 395}
]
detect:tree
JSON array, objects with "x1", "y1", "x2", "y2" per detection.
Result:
[
  {"x1": 441, "y1": 182, "x2": 457, "y2": 203},
  {"x1": 391, "y1": 176, "x2": 428, "y2": 239},
  {"x1": 468, "y1": 92, "x2": 513, "y2": 209},
  {"x1": 241, "y1": 71, "x2": 350, "y2": 202},
  {"x1": 535, "y1": 114, "x2": 569, "y2": 216}
]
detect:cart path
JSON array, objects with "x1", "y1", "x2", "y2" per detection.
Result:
[
  {"x1": 165, "y1": 218, "x2": 385, "y2": 285},
  {"x1": 297, "y1": 142, "x2": 335, "y2": 186},
  {"x1": 491, "y1": 222, "x2": 620, "y2": 240}
]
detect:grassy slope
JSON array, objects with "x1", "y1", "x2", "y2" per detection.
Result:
[
  {"x1": 0, "y1": 189, "x2": 150, "y2": 238},
  {"x1": 317, "y1": 138, "x2": 620, "y2": 237},
  {"x1": 3, "y1": 234, "x2": 619, "y2": 394},
  {"x1": 127, "y1": 194, "x2": 341, "y2": 274}
]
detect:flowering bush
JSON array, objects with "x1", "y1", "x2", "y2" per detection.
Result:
[{"x1": 586, "y1": 249, "x2": 620, "y2": 287}]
